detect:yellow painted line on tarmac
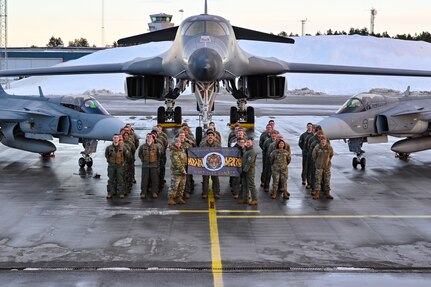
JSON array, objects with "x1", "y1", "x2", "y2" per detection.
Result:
[
  {"x1": 217, "y1": 214, "x2": 431, "y2": 219},
  {"x1": 176, "y1": 210, "x2": 210, "y2": 213},
  {"x1": 217, "y1": 210, "x2": 260, "y2": 213},
  {"x1": 208, "y1": 190, "x2": 224, "y2": 287}
]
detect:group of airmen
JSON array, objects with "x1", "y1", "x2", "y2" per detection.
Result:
[{"x1": 104, "y1": 119, "x2": 334, "y2": 205}]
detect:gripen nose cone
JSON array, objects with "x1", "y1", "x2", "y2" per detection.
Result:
[{"x1": 188, "y1": 48, "x2": 223, "y2": 81}]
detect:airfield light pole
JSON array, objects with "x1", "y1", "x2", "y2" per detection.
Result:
[
  {"x1": 0, "y1": 0, "x2": 8, "y2": 88},
  {"x1": 179, "y1": 9, "x2": 184, "y2": 22},
  {"x1": 370, "y1": 8, "x2": 377, "y2": 35},
  {"x1": 101, "y1": 0, "x2": 105, "y2": 47},
  {"x1": 300, "y1": 19, "x2": 307, "y2": 36}
]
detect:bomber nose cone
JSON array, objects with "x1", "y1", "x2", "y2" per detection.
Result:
[
  {"x1": 188, "y1": 48, "x2": 223, "y2": 81},
  {"x1": 91, "y1": 117, "x2": 125, "y2": 141},
  {"x1": 318, "y1": 116, "x2": 355, "y2": 140}
]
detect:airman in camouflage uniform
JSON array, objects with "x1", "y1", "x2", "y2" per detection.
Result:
[
  {"x1": 122, "y1": 131, "x2": 136, "y2": 195},
  {"x1": 270, "y1": 139, "x2": 291, "y2": 199},
  {"x1": 262, "y1": 131, "x2": 278, "y2": 192},
  {"x1": 312, "y1": 135, "x2": 334, "y2": 200},
  {"x1": 259, "y1": 124, "x2": 273, "y2": 186},
  {"x1": 231, "y1": 137, "x2": 246, "y2": 199},
  {"x1": 239, "y1": 137, "x2": 258, "y2": 205},
  {"x1": 179, "y1": 128, "x2": 196, "y2": 198},
  {"x1": 167, "y1": 138, "x2": 188, "y2": 205},
  {"x1": 305, "y1": 125, "x2": 322, "y2": 190},
  {"x1": 200, "y1": 130, "x2": 221, "y2": 199},
  {"x1": 105, "y1": 134, "x2": 128, "y2": 199},
  {"x1": 138, "y1": 133, "x2": 162, "y2": 199}
]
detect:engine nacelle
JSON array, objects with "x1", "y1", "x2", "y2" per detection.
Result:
[
  {"x1": 125, "y1": 76, "x2": 172, "y2": 101},
  {"x1": 238, "y1": 75, "x2": 287, "y2": 101}
]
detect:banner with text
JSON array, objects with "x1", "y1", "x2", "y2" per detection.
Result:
[{"x1": 187, "y1": 147, "x2": 242, "y2": 176}]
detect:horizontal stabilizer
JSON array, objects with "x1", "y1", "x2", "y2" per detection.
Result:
[
  {"x1": 232, "y1": 26, "x2": 295, "y2": 44},
  {"x1": 118, "y1": 26, "x2": 179, "y2": 46}
]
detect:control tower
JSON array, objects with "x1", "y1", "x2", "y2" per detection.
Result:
[{"x1": 148, "y1": 13, "x2": 174, "y2": 31}]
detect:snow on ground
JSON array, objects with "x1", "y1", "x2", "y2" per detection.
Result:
[{"x1": 6, "y1": 35, "x2": 431, "y2": 96}]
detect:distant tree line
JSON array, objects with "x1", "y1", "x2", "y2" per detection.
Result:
[
  {"x1": 277, "y1": 28, "x2": 431, "y2": 43},
  {"x1": 45, "y1": 36, "x2": 97, "y2": 48}
]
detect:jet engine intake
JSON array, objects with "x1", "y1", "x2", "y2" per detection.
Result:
[
  {"x1": 125, "y1": 76, "x2": 172, "y2": 101},
  {"x1": 376, "y1": 114, "x2": 428, "y2": 135},
  {"x1": 239, "y1": 75, "x2": 286, "y2": 100}
]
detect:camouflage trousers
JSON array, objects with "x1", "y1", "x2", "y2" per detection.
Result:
[
  {"x1": 272, "y1": 170, "x2": 287, "y2": 195},
  {"x1": 168, "y1": 174, "x2": 186, "y2": 198},
  {"x1": 107, "y1": 164, "x2": 125, "y2": 196},
  {"x1": 202, "y1": 175, "x2": 220, "y2": 196},
  {"x1": 123, "y1": 161, "x2": 134, "y2": 194},
  {"x1": 262, "y1": 161, "x2": 272, "y2": 191},
  {"x1": 240, "y1": 172, "x2": 258, "y2": 201},
  {"x1": 314, "y1": 168, "x2": 331, "y2": 193},
  {"x1": 301, "y1": 153, "x2": 308, "y2": 182}
]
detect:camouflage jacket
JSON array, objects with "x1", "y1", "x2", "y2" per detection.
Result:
[
  {"x1": 298, "y1": 131, "x2": 312, "y2": 154},
  {"x1": 105, "y1": 143, "x2": 127, "y2": 165},
  {"x1": 169, "y1": 144, "x2": 187, "y2": 176},
  {"x1": 312, "y1": 143, "x2": 334, "y2": 170},
  {"x1": 270, "y1": 148, "x2": 291, "y2": 174}
]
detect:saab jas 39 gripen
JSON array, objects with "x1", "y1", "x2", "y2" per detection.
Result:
[
  {"x1": 0, "y1": 85, "x2": 124, "y2": 167},
  {"x1": 1, "y1": 0, "x2": 431, "y2": 137},
  {"x1": 319, "y1": 88, "x2": 431, "y2": 169}
]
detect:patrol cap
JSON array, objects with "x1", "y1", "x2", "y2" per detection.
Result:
[{"x1": 206, "y1": 130, "x2": 215, "y2": 136}]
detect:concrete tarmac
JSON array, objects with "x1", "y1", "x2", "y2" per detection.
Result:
[{"x1": 1, "y1": 94, "x2": 431, "y2": 286}]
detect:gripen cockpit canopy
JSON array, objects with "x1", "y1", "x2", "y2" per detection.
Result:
[
  {"x1": 337, "y1": 93, "x2": 387, "y2": 114},
  {"x1": 60, "y1": 96, "x2": 109, "y2": 115}
]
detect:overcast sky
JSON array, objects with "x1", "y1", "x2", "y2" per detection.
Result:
[{"x1": 6, "y1": 0, "x2": 430, "y2": 47}]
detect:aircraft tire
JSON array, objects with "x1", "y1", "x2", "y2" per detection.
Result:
[
  {"x1": 195, "y1": 126, "x2": 203, "y2": 147},
  {"x1": 360, "y1": 158, "x2": 366, "y2": 169},
  {"x1": 157, "y1": 106, "x2": 165, "y2": 124},
  {"x1": 86, "y1": 157, "x2": 93, "y2": 168},
  {"x1": 230, "y1": 107, "x2": 238, "y2": 124},
  {"x1": 79, "y1": 157, "x2": 86, "y2": 168},
  {"x1": 246, "y1": 106, "x2": 255, "y2": 123},
  {"x1": 174, "y1": 106, "x2": 182, "y2": 124},
  {"x1": 352, "y1": 157, "x2": 359, "y2": 169}
]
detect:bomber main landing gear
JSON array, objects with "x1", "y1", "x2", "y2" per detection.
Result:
[
  {"x1": 157, "y1": 99, "x2": 182, "y2": 126},
  {"x1": 229, "y1": 98, "x2": 254, "y2": 126}
]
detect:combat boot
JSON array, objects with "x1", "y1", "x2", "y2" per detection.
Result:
[
  {"x1": 140, "y1": 193, "x2": 146, "y2": 199},
  {"x1": 283, "y1": 191, "x2": 290, "y2": 199},
  {"x1": 185, "y1": 192, "x2": 191, "y2": 199},
  {"x1": 324, "y1": 191, "x2": 334, "y2": 200},
  {"x1": 311, "y1": 190, "x2": 319, "y2": 200},
  {"x1": 271, "y1": 190, "x2": 278, "y2": 199},
  {"x1": 177, "y1": 196, "x2": 186, "y2": 204},
  {"x1": 152, "y1": 192, "x2": 158, "y2": 199},
  {"x1": 168, "y1": 196, "x2": 176, "y2": 205},
  {"x1": 249, "y1": 200, "x2": 258, "y2": 206}
]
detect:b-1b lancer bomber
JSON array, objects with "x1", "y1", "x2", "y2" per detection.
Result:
[
  {"x1": 320, "y1": 88, "x2": 431, "y2": 168},
  {"x1": 0, "y1": 85, "x2": 124, "y2": 167},
  {"x1": 2, "y1": 0, "x2": 431, "y2": 136}
]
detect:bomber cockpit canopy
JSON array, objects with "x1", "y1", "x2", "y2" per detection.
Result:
[
  {"x1": 180, "y1": 17, "x2": 231, "y2": 37},
  {"x1": 337, "y1": 93, "x2": 387, "y2": 114},
  {"x1": 60, "y1": 96, "x2": 109, "y2": 115}
]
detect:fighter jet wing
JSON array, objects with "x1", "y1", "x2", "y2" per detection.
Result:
[{"x1": 0, "y1": 57, "x2": 165, "y2": 77}]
